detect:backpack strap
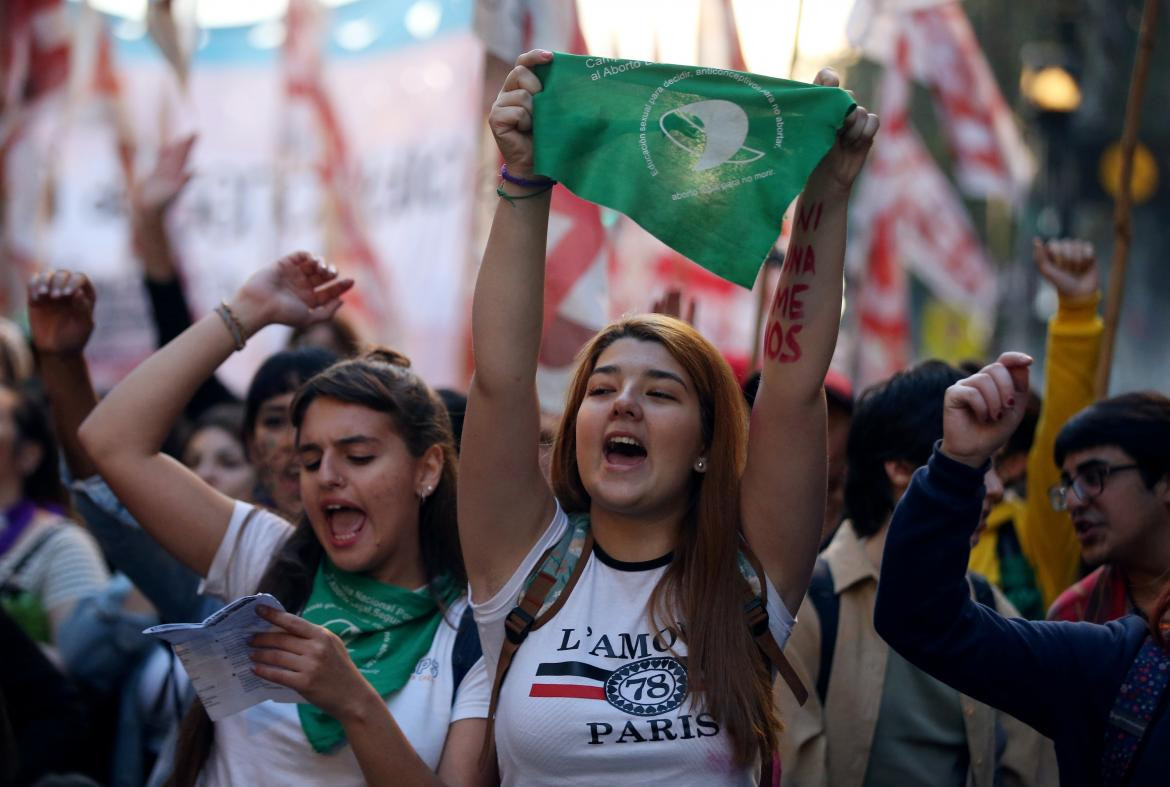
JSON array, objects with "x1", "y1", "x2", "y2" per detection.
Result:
[
  {"x1": 806, "y1": 558, "x2": 839, "y2": 705},
  {"x1": 480, "y1": 515, "x2": 593, "y2": 765},
  {"x1": 0, "y1": 521, "x2": 68, "y2": 589},
  {"x1": 1100, "y1": 637, "x2": 1170, "y2": 786},
  {"x1": 967, "y1": 573, "x2": 996, "y2": 610},
  {"x1": 737, "y1": 538, "x2": 808, "y2": 707},
  {"x1": 450, "y1": 605, "x2": 483, "y2": 707}
]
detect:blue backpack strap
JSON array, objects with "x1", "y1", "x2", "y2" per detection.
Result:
[
  {"x1": 1100, "y1": 637, "x2": 1170, "y2": 786},
  {"x1": 806, "y1": 558, "x2": 839, "y2": 705},
  {"x1": 450, "y1": 605, "x2": 482, "y2": 707}
]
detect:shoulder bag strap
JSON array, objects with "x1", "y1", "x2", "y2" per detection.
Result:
[
  {"x1": 1100, "y1": 637, "x2": 1170, "y2": 786},
  {"x1": 738, "y1": 540, "x2": 808, "y2": 707},
  {"x1": 0, "y1": 522, "x2": 67, "y2": 589}
]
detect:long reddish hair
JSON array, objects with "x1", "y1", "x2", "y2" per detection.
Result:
[{"x1": 551, "y1": 314, "x2": 780, "y2": 766}]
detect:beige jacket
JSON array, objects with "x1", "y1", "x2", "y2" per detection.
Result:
[{"x1": 776, "y1": 522, "x2": 1057, "y2": 787}]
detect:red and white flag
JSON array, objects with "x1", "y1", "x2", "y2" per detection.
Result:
[
  {"x1": 280, "y1": 0, "x2": 394, "y2": 343},
  {"x1": 848, "y1": 0, "x2": 1033, "y2": 200},
  {"x1": 850, "y1": 36, "x2": 996, "y2": 387},
  {"x1": 0, "y1": 0, "x2": 71, "y2": 312},
  {"x1": 476, "y1": 0, "x2": 609, "y2": 412}
]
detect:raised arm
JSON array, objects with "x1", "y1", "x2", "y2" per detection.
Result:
[
  {"x1": 460, "y1": 50, "x2": 558, "y2": 600},
  {"x1": 1021, "y1": 239, "x2": 1103, "y2": 608},
  {"x1": 741, "y1": 70, "x2": 878, "y2": 614},
  {"x1": 132, "y1": 135, "x2": 237, "y2": 417},
  {"x1": 78, "y1": 253, "x2": 351, "y2": 576},
  {"x1": 874, "y1": 353, "x2": 1134, "y2": 737},
  {"x1": 27, "y1": 271, "x2": 100, "y2": 480}
]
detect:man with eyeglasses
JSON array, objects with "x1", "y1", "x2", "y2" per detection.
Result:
[{"x1": 1047, "y1": 392, "x2": 1170, "y2": 624}]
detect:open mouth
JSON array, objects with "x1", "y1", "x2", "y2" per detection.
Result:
[
  {"x1": 604, "y1": 435, "x2": 647, "y2": 467},
  {"x1": 324, "y1": 503, "x2": 367, "y2": 547},
  {"x1": 1073, "y1": 518, "x2": 1105, "y2": 544}
]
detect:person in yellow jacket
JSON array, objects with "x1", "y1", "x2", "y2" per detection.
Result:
[{"x1": 968, "y1": 238, "x2": 1101, "y2": 615}]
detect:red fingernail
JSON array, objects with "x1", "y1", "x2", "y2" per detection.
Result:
[{"x1": 1007, "y1": 397, "x2": 1016, "y2": 407}]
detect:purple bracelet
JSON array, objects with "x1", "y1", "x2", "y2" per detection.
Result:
[{"x1": 500, "y1": 163, "x2": 556, "y2": 188}]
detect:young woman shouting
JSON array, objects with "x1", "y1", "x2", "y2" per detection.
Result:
[
  {"x1": 80, "y1": 253, "x2": 492, "y2": 786},
  {"x1": 460, "y1": 49, "x2": 877, "y2": 785}
]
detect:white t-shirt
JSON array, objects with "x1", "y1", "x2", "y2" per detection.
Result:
[
  {"x1": 472, "y1": 502, "x2": 795, "y2": 787},
  {"x1": 198, "y1": 502, "x2": 489, "y2": 786}
]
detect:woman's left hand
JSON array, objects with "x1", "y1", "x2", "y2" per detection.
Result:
[
  {"x1": 228, "y1": 251, "x2": 354, "y2": 337},
  {"x1": 251, "y1": 605, "x2": 375, "y2": 723},
  {"x1": 806, "y1": 68, "x2": 880, "y2": 196}
]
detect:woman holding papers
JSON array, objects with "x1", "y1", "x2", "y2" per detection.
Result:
[
  {"x1": 461, "y1": 49, "x2": 877, "y2": 785},
  {"x1": 80, "y1": 252, "x2": 493, "y2": 786}
]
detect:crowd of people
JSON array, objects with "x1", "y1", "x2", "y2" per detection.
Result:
[{"x1": 2, "y1": 49, "x2": 1168, "y2": 787}]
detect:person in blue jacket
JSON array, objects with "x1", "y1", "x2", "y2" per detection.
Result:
[{"x1": 874, "y1": 351, "x2": 1170, "y2": 787}]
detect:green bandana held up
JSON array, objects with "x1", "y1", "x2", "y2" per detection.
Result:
[
  {"x1": 296, "y1": 559, "x2": 459, "y2": 753},
  {"x1": 532, "y1": 53, "x2": 856, "y2": 288}
]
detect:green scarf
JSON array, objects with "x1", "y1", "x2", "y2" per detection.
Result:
[
  {"x1": 297, "y1": 559, "x2": 458, "y2": 753},
  {"x1": 532, "y1": 53, "x2": 855, "y2": 287}
]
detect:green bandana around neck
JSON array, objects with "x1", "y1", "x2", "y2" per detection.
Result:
[
  {"x1": 532, "y1": 53, "x2": 856, "y2": 288},
  {"x1": 296, "y1": 559, "x2": 459, "y2": 753}
]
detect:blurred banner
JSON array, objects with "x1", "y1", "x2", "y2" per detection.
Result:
[
  {"x1": 848, "y1": 0, "x2": 1034, "y2": 200},
  {"x1": 475, "y1": 0, "x2": 612, "y2": 414},
  {"x1": 848, "y1": 35, "x2": 996, "y2": 388},
  {"x1": 1, "y1": 1, "x2": 483, "y2": 392}
]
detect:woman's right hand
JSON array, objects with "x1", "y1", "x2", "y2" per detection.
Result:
[
  {"x1": 488, "y1": 49, "x2": 553, "y2": 179},
  {"x1": 228, "y1": 251, "x2": 354, "y2": 337},
  {"x1": 27, "y1": 270, "x2": 96, "y2": 355},
  {"x1": 1033, "y1": 237, "x2": 1098, "y2": 299}
]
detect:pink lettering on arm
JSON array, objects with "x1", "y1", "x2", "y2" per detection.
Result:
[
  {"x1": 765, "y1": 202, "x2": 822, "y2": 364},
  {"x1": 796, "y1": 201, "x2": 823, "y2": 233}
]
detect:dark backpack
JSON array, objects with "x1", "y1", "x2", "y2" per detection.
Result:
[
  {"x1": 806, "y1": 559, "x2": 998, "y2": 704},
  {"x1": 450, "y1": 605, "x2": 482, "y2": 706}
]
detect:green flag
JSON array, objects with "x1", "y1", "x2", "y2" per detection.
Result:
[{"x1": 532, "y1": 54, "x2": 855, "y2": 288}]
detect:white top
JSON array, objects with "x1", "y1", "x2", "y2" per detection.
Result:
[
  {"x1": 472, "y1": 502, "x2": 795, "y2": 787},
  {"x1": 0, "y1": 512, "x2": 109, "y2": 618},
  {"x1": 198, "y1": 502, "x2": 489, "y2": 787}
]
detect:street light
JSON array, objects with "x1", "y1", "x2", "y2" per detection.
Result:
[{"x1": 1020, "y1": 65, "x2": 1082, "y2": 113}]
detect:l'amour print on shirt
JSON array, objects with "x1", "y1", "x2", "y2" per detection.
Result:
[{"x1": 472, "y1": 503, "x2": 795, "y2": 787}]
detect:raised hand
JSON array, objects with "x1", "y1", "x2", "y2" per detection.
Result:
[
  {"x1": 27, "y1": 270, "x2": 97, "y2": 355},
  {"x1": 940, "y1": 352, "x2": 1034, "y2": 469},
  {"x1": 228, "y1": 252, "x2": 354, "y2": 338},
  {"x1": 489, "y1": 49, "x2": 553, "y2": 179},
  {"x1": 805, "y1": 69, "x2": 879, "y2": 196},
  {"x1": 132, "y1": 134, "x2": 196, "y2": 219},
  {"x1": 650, "y1": 287, "x2": 697, "y2": 325},
  {"x1": 250, "y1": 606, "x2": 374, "y2": 722},
  {"x1": 1033, "y1": 237, "x2": 1098, "y2": 299}
]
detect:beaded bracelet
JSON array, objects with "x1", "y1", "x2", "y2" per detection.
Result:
[
  {"x1": 500, "y1": 163, "x2": 556, "y2": 188},
  {"x1": 215, "y1": 300, "x2": 247, "y2": 351},
  {"x1": 496, "y1": 181, "x2": 555, "y2": 206}
]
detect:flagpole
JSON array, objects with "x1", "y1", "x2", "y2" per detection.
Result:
[{"x1": 1095, "y1": 0, "x2": 1160, "y2": 397}]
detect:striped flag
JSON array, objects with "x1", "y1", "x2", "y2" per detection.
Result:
[
  {"x1": 850, "y1": 35, "x2": 995, "y2": 386},
  {"x1": 848, "y1": 0, "x2": 1033, "y2": 200},
  {"x1": 280, "y1": 0, "x2": 395, "y2": 343}
]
